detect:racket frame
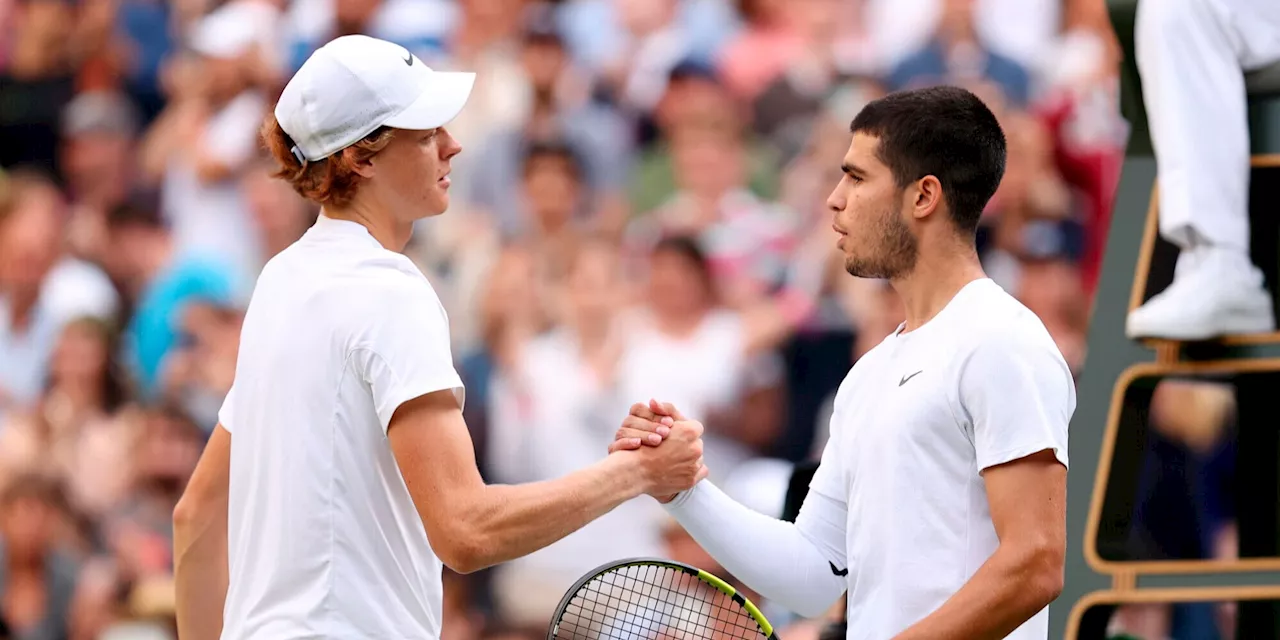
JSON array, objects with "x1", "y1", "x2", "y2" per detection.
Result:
[{"x1": 546, "y1": 557, "x2": 779, "y2": 640}]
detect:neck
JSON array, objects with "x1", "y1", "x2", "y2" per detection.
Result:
[
  {"x1": 890, "y1": 242, "x2": 986, "y2": 333},
  {"x1": 322, "y1": 202, "x2": 414, "y2": 253}
]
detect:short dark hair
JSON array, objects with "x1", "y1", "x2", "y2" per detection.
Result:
[
  {"x1": 520, "y1": 140, "x2": 583, "y2": 182},
  {"x1": 651, "y1": 234, "x2": 714, "y2": 292},
  {"x1": 850, "y1": 85, "x2": 1006, "y2": 235},
  {"x1": 106, "y1": 191, "x2": 164, "y2": 231}
]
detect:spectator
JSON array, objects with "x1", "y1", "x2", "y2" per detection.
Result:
[
  {"x1": 0, "y1": 473, "x2": 79, "y2": 640},
  {"x1": 0, "y1": 172, "x2": 119, "y2": 417},
  {"x1": 138, "y1": 5, "x2": 269, "y2": 290},
  {"x1": 59, "y1": 91, "x2": 142, "y2": 265},
  {"x1": 462, "y1": 12, "x2": 632, "y2": 238},
  {"x1": 100, "y1": 198, "x2": 235, "y2": 401},
  {"x1": 435, "y1": 0, "x2": 534, "y2": 185},
  {"x1": 0, "y1": 0, "x2": 106, "y2": 178},
  {"x1": 884, "y1": 0, "x2": 1032, "y2": 109},
  {"x1": 102, "y1": 407, "x2": 203, "y2": 582},
  {"x1": 584, "y1": 0, "x2": 692, "y2": 116},
  {"x1": 717, "y1": 0, "x2": 806, "y2": 102},
  {"x1": 627, "y1": 117, "x2": 799, "y2": 307},
  {"x1": 158, "y1": 302, "x2": 241, "y2": 432}
]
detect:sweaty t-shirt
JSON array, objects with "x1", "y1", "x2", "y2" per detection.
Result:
[
  {"x1": 809, "y1": 278, "x2": 1074, "y2": 639},
  {"x1": 218, "y1": 215, "x2": 464, "y2": 639}
]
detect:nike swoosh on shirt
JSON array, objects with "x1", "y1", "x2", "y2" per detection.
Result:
[
  {"x1": 829, "y1": 562, "x2": 848, "y2": 577},
  {"x1": 899, "y1": 370, "x2": 923, "y2": 386}
]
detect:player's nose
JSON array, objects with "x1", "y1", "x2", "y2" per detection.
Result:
[
  {"x1": 826, "y1": 187, "x2": 845, "y2": 214},
  {"x1": 438, "y1": 127, "x2": 462, "y2": 159}
]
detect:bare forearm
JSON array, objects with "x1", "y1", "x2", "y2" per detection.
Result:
[
  {"x1": 893, "y1": 547, "x2": 1062, "y2": 640},
  {"x1": 173, "y1": 503, "x2": 229, "y2": 640},
  {"x1": 452, "y1": 455, "x2": 643, "y2": 572}
]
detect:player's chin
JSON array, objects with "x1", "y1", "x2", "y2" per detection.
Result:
[{"x1": 421, "y1": 192, "x2": 451, "y2": 216}]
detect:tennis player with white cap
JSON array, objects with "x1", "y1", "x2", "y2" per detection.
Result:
[{"x1": 172, "y1": 35, "x2": 708, "y2": 640}]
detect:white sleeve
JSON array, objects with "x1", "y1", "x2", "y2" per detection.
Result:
[
  {"x1": 958, "y1": 332, "x2": 1075, "y2": 472},
  {"x1": 353, "y1": 281, "x2": 465, "y2": 432},
  {"x1": 663, "y1": 481, "x2": 848, "y2": 618}
]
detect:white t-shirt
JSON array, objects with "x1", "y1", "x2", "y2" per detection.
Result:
[
  {"x1": 809, "y1": 278, "x2": 1073, "y2": 639},
  {"x1": 217, "y1": 215, "x2": 464, "y2": 640}
]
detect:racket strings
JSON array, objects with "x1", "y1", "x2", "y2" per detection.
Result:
[{"x1": 553, "y1": 564, "x2": 767, "y2": 639}]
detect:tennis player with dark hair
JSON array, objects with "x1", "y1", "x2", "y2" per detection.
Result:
[
  {"x1": 171, "y1": 35, "x2": 708, "y2": 640},
  {"x1": 612, "y1": 85, "x2": 1075, "y2": 639}
]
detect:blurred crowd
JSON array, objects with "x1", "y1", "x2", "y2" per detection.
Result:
[{"x1": 0, "y1": 0, "x2": 1128, "y2": 637}]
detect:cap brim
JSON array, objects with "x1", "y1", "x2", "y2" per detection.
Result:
[{"x1": 382, "y1": 71, "x2": 476, "y2": 131}]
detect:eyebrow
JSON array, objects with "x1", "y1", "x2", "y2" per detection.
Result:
[{"x1": 841, "y1": 163, "x2": 865, "y2": 177}]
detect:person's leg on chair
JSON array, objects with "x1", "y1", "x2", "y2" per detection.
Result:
[{"x1": 1128, "y1": 0, "x2": 1280, "y2": 340}]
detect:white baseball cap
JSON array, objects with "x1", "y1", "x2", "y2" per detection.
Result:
[{"x1": 275, "y1": 35, "x2": 476, "y2": 163}]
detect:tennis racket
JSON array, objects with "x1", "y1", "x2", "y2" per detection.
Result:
[{"x1": 547, "y1": 558, "x2": 778, "y2": 640}]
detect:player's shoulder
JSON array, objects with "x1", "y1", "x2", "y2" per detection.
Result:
[
  {"x1": 952, "y1": 279, "x2": 1057, "y2": 346},
  {"x1": 947, "y1": 280, "x2": 1072, "y2": 383},
  {"x1": 268, "y1": 240, "x2": 445, "y2": 324}
]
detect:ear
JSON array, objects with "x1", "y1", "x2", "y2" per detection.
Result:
[
  {"x1": 909, "y1": 175, "x2": 944, "y2": 221},
  {"x1": 344, "y1": 146, "x2": 377, "y2": 180}
]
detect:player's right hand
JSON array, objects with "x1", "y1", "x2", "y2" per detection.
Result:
[{"x1": 633, "y1": 419, "x2": 708, "y2": 502}]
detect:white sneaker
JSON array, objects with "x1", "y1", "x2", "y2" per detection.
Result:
[{"x1": 1125, "y1": 247, "x2": 1275, "y2": 340}]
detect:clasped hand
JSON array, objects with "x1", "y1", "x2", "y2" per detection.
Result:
[{"x1": 609, "y1": 399, "x2": 708, "y2": 503}]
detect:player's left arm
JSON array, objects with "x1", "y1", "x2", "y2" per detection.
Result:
[
  {"x1": 893, "y1": 331, "x2": 1074, "y2": 640},
  {"x1": 173, "y1": 423, "x2": 232, "y2": 640}
]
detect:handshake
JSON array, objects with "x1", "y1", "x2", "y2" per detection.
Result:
[{"x1": 609, "y1": 399, "x2": 709, "y2": 503}]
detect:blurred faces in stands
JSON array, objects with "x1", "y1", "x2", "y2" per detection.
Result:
[
  {"x1": 134, "y1": 407, "x2": 202, "y2": 494},
  {"x1": 0, "y1": 475, "x2": 62, "y2": 563},
  {"x1": 60, "y1": 92, "x2": 139, "y2": 212},
  {"x1": 521, "y1": 142, "x2": 583, "y2": 235},
  {"x1": 100, "y1": 199, "x2": 167, "y2": 298},
  {"x1": 0, "y1": 174, "x2": 63, "y2": 307},
  {"x1": 669, "y1": 120, "x2": 747, "y2": 206},
  {"x1": 653, "y1": 62, "x2": 741, "y2": 141},
  {"x1": 161, "y1": 301, "x2": 241, "y2": 430},
  {"x1": 46, "y1": 317, "x2": 129, "y2": 432},
  {"x1": 520, "y1": 15, "x2": 567, "y2": 103},
  {"x1": 647, "y1": 236, "x2": 716, "y2": 323},
  {"x1": 0, "y1": 473, "x2": 78, "y2": 639},
  {"x1": 564, "y1": 240, "x2": 625, "y2": 330}
]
